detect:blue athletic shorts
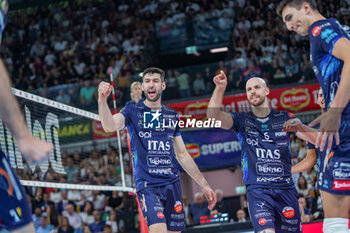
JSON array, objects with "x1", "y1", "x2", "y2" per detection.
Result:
[
  {"x1": 318, "y1": 148, "x2": 350, "y2": 195},
  {"x1": 0, "y1": 150, "x2": 32, "y2": 231},
  {"x1": 137, "y1": 181, "x2": 185, "y2": 231},
  {"x1": 247, "y1": 187, "x2": 302, "y2": 233}
]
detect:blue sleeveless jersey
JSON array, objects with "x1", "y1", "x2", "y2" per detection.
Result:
[
  {"x1": 309, "y1": 18, "x2": 350, "y2": 148},
  {"x1": 231, "y1": 110, "x2": 296, "y2": 190},
  {"x1": 121, "y1": 100, "x2": 181, "y2": 191}
]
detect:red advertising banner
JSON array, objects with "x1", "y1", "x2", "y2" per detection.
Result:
[
  {"x1": 92, "y1": 120, "x2": 118, "y2": 140},
  {"x1": 166, "y1": 83, "x2": 320, "y2": 120}
]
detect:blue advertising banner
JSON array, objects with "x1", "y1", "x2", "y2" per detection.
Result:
[{"x1": 181, "y1": 128, "x2": 242, "y2": 170}]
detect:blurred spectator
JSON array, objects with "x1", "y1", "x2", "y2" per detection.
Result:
[
  {"x1": 299, "y1": 196, "x2": 311, "y2": 223},
  {"x1": 63, "y1": 203, "x2": 82, "y2": 230},
  {"x1": 32, "y1": 206, "x2": 43, "y2": 230},
  {"x1": 105, "y1": 210, "x2": 123, "y2": 233},
  {"x1": 296, "y1": 175, "x2": 315, "y2": 204},
  {"x1": 80, "y1": 201, "x2": 95, "y2": 225},
  {"x1": 36, "y1": 215, "x2": 55, "y2": 233},
  {"x1": 50, "y1": 188, "x2": 62, "y2": 205},
  {"x1": 58, "y1": 216, "x2": 74, "y2": 233},
  {"x1": 242, "y1": 60, "x2": 262, "y2": 81},
  {"x1": 236, "y1": 209, "x2": 247, "y2": 223},
  {"x1": 285, "y1": 58, "x2": 299, "y2": 82},
  {"x1": 182, "y1": 195, "x2": 190, "y2": 225},
  {"x1": 57, "y1": 190, "x2": 74, "y2": 215},
  {"x1": 176, "y1": 70, "x2": 191, "y2": 98},
  {"x1": 189, "y1": 192, "x2": 209, "y2": 225},
  {"x1": 107, "y1": 191, "x2": 123, "y2": 211},
  {"x1": 165, "y1": 70, "x2": 178, "y2": 100},
  {"x1": 64, "y1": 157, "x2": 78, "y2": 183},
  {"x1": 80, "y1": 81, "x2": 96, "y2": 110},
  {"x1": 55, "y1": 89, "x2": 71, "y2": 105},
  {"x1": 90, "y1": 210, "x2": 105, "y2": 233},
  {"x1": 192, "y1": 72, "x2": 206, "y2": 96}
]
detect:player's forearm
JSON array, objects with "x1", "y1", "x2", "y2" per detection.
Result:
[
  {"x1": 207, "y1": 86, "x2": 226, "y2": 119},
  {"x1": 98, "y1": 99, "x2": 117, "y2": 132},
  {"x1": 330, "y1": 61, "x2": 350, "y2": 109},
  {"x1": 0, "y1": 60, "x2": 32, "y2": 140},
  {"x1": 292, "y1": 150, "x2": 317, "y2": 174},
  {"x1": 296, "y1": 124, "x2": 318, "y2": 145},
  {"x1": 176, "y1": 152, "x2": 209, "y2": 188}
]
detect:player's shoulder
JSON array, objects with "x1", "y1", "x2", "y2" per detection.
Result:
[{"x1": 309, "y1": 18, "x2": 346, "y2": 39}]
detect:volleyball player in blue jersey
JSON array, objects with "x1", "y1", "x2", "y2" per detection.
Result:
[
  {"x1": 0, "y1": 1, "x2": 53, "y2": 232},
  {"x1": 98, "y1": 67, "x2": 216, "y2": 233},
  {"x1": 278, "y1": 1, "x2": 350, "y2": 232},
  {"x1": 207, "y1": 73, "x2": 317, "y2": 233}
]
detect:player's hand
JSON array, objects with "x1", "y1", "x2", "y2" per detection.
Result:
[
  {"x1": 202, "y1": 185, "x2": 217, "y2": 210},
  {"x1": 309, "y1": 108, "x2": 341, "y2": 152},
  {"x1": 213, "y1": 71, "x2": 227, "y2": 89},
  {"x1": 98, "y1": 81, "x2": 113, "y2": 102},
  {"x1": 16, "y1": 135, "x2": 53, "y2": 164},
  {"x1": 282, "y1": 118, "x2": 302, "y2": 132}
]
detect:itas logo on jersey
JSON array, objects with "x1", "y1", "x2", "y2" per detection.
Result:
[
  {"x1": 282, "y1": 207, "x2": 295, "y2": 218},
  {"x1": 333, "y1": 180, "x2": 350, "y2": 190},
  {"x1": 256, "y1": 148, "x2": 281, "y2": 159},
  {"x1": 144, "y1": 110, "x2": 162, "y2": 129},
  {"x1": 312, "y1": 26, "x2": 321, "y2": 37},
  {"x1": 174, "y1": 201, "x2": 183, "y2": 213}
]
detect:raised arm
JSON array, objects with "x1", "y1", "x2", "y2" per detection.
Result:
[
  {"x1": 98, "y1": 81, "x2": 125, "y2": 132},
  {"x1": 292, "y1": 148, "x2": 317, "y2": 174},
  {"x1": 207, "y1": 72, "x2": 233, "y2": 130},
  {"x1": 172, "y1": 135, "x2": 217, "y2": 210}
]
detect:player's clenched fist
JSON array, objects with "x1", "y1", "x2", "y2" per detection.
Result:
[
  {"x1": 98, "y1": 81, "x2": 113, "y2": 101},
  {"x1": 213, "y1": 70, "x2": 227, "y2": 89}
]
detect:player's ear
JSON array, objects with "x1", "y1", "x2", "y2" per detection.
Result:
[
  {"x1": 141, "y1": 82, "x2": 145, "y2": 92},
  {"x1": 265, "y1": 87, "x2": 270, "y2": 96},
  {"x1": 162, "y1": 81, "x2": 166, "y2": 91}
]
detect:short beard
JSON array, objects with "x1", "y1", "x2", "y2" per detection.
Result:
[
  {"x1": 144, "y1": 91, "x2": 162, "y2": 102},
  {"x1": 249, "y1": 96, "x2": 265, "y2": 107}
]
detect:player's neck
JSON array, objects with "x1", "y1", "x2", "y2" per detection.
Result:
[
  {"x1": 251, "y1": 105, "x2": 271, "y2": 118},
  {"x1": 308, "y1": 13, "x2": 326, "y2": 27},
  {"x1": 144, "y1": 99, "x2": 162, "y2": 109}
]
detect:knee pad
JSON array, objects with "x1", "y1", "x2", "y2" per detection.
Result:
[{"x1": 323, "y1": 218, "x2": 349, "y2": 233}]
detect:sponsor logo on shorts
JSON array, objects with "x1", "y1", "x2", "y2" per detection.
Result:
[
  {"x1": 281, "y1": 225, "x2": 298, "y2": 232},
  {"x1": 333, "y1": 180, "x2": 350, "y2": 190},
  {"x1": 333, "y1": 169, "x2": 350, "y2": 179},
  {"x1": 258, "y1": 218, "x2": 267, "y2": 225},
  {"x1": 282, "y1": 207, "x2": 295, "y2": 218},
  {"x1": 255, "y1": 212, "x2": 271, "y2": 218},
  {"x1": 171, "y1": 214, "x2": 184, "y2": 220},
  {"x1": 174, "y1": 201, "x2": 183, "y2": 213},
  {"x1": 170, "y1": 221, "x2": 185, "y2": 227},
  {"x1": 282, "y1": 219, "x2": 298, "y2": 225},
  {"x1": 157, "y1": 211, "x2": 164, "y2": 219},
  {"x1": 154, "y1": 206, "x2": 164, "y2": 212},
  {"x1": 312, "y1": 26, "x2": 321, "y2": 37}
]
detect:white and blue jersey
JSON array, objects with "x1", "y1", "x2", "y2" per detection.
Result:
[
  {"x1": 120, "y1": 100, "x2": 181, "y2": 192},
  {"x1": 308, "y1": 18, "x2": 350, "y2": 194},
  {"x1": 231, "y1": 110, "x2": 296, "y2": 190}
]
